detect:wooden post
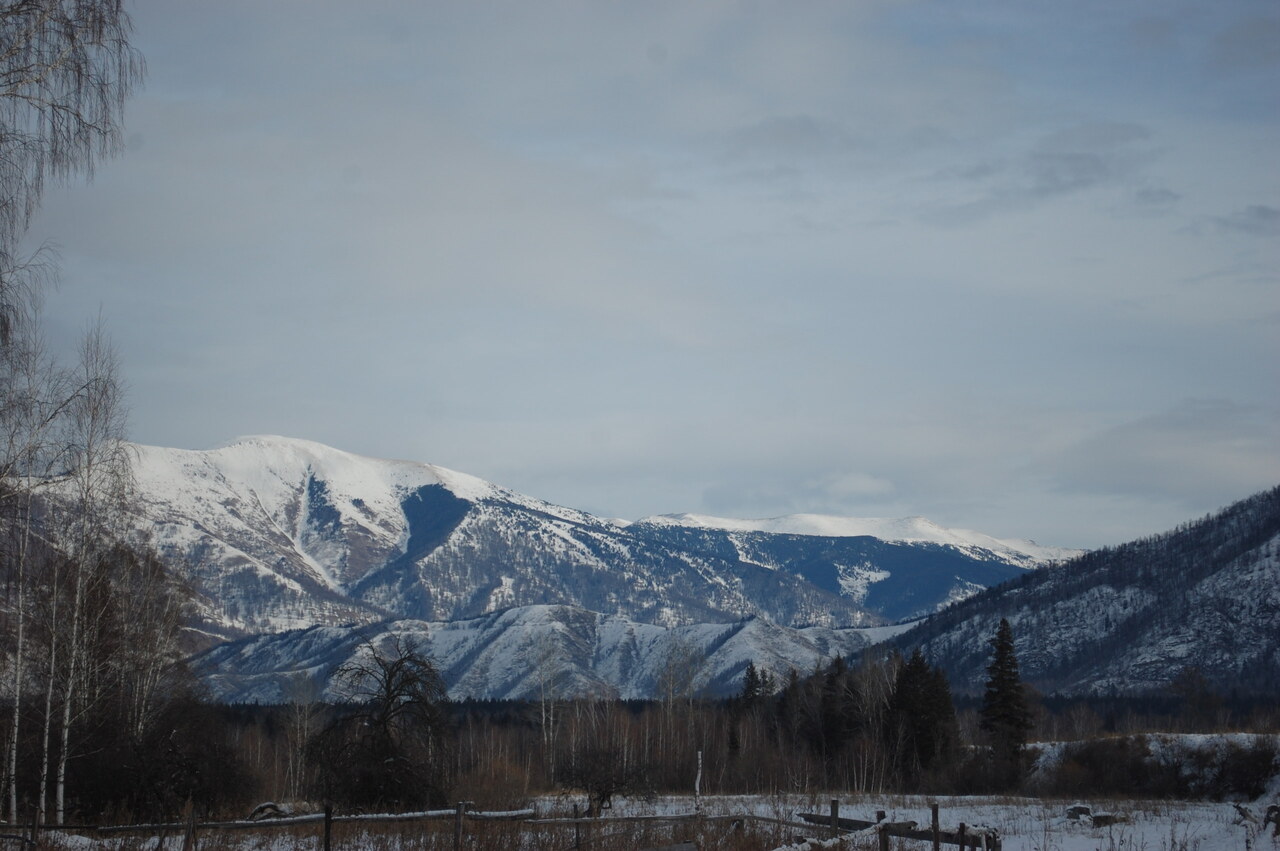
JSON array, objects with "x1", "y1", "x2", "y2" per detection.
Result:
[
  {"x1": 958, "y1": 822, "x2": 966, "y2": 850},
  {"x1": 453, "y1": 801, "x2": 468, "y2": 851},
  {"x1": 180, "y1": 799, "x2": 197, "y2": 851},
  {"x1": 932, "y1": 802, "x2": 940, "y2": 851},
  {"x1": 573, "y1": 803, "x2": 582, "y2": 851},
  {"x1": 322, "y1": 804, "x2": 332, "y2": 851},
  {"x1": 878, "y1": 825, "x2": 890, "y2": 851},
  {"x1": 830, "y1": 799, "x2": 839, "y2": 837},
  {"x1": 876, "y1": 809, "x2": 886, "y2": 823},
  {"x1": 29, "y1": 806, "x2": 39, "y2": 845},
  {"x1": 694, "y1": 750, "x2": 702, "y2": 812}
]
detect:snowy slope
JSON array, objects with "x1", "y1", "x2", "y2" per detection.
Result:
[
  {"x1": 192, "y1": 604, "x2": 914, "y2": 702},
  {"x1": 133, "y1": 436, "x2": 494, "y2": 633},
  {"x1": 892, "y1": 485, "x2": 1280, "y2": 696},
  {"x1": 637, "y1": 513, "x2": 1078, "y2": 566},
  {"x1": 124, "y1": 436, "x2": 1066, "y2": 640}
]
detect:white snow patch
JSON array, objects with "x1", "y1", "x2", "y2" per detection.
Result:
[
  {"x1": 640, "y1": 512, "x2": 1080, "y2": 564},
  {"x1": 835, "y1": 562, "x2": 891, "y2": 603}
]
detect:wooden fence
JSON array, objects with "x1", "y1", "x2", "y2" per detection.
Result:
[
  {"x1": 798, "y1": 801, "x2": 1000, "y2": 850},
  {"x1": 12, "y1": 799, "x2": 998, "y2": 850},
  {"x1": 85, "y1": 803, "x2": 536, "y2": 851}
]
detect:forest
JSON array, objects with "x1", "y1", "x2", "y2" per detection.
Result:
[{"x1": 6, "y1": 614, "x2": 1278, "y2": 825}]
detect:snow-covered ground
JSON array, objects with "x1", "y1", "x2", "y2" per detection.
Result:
[
  {"x1": 594, "y1": 793, "x2": 1277, "y2": 850},
  {"x1": 38, "y1": 792, "x2": 1279, "y2": 850}
]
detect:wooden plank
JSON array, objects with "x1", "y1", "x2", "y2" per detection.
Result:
[
  {"x1": 797, "y1": 812, "x2": 998, "y2": 850},
  {"x1": 797, "y1": 812, "x2": 876, "y2": 831}
]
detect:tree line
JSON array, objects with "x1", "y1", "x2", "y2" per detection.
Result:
[{"x1": 171, "y1": 619, "x2": 1036, "y2": 818}]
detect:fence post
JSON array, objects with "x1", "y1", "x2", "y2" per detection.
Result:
[
  {"x1": 932, "y1": 802, "x2": 940, "y2": 851},
  {"x1": 180, "y1": 799, "x2": 197, "y2": 851},
  {"x1": 830, "y1": 799, "x2": 839, "y2": 837},
  {"x1": 878, "y1": 824, "x2": 890, "y2": 851},
  {"x1": 958, "y1": 822, "x2": 967, "y2": 850},
  {"x1": 694, "y1": 750, "x2": 702, "y2": 813},
  {"x1": 323, "y1": 804, "x2": 332, "y2": 851},
  {"x1": 573, "y1": 803, "x2": 582, "y2": 851},
  {"x1": 454, "y1": 801, "x2": 466, "y2": 851}
]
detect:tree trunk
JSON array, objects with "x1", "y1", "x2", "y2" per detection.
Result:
[{"x1": 55, "y1": 566, "x2": 86, "y2": 824}]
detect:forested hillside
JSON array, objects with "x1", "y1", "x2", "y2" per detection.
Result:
[{"x1": 894, "y1": 485, "x2": 1280, "y2": 696}]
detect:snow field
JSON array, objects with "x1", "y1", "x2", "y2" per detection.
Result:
[{"x1": 38, "y1": 794, "x2": 1273, "y2": 850}]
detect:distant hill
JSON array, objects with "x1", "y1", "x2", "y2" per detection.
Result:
[
  {"x1": 892, "y1": 485, "x2": 1280, "y2": 696},
  {"x1": 192, "y1": 605, "x2": 913, "y2": 702},
  {"x1": 123, "y1": 436, "x2": 1063, "y2": 639}
]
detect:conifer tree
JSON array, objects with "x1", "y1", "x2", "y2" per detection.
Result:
[
  {"x1": 979, "y1": 618, "x2": 1032, "y2": 787},
  {"x1": 741, "y1": 661, "x2": 762, "y2": 704},
  {"x1": 888, "y1": 649, "x2": 959, "y2": 784}
]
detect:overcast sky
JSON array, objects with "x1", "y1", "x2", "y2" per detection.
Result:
[{"x1": 24, "y1": 0, "x2": 1280, "y2": 549}]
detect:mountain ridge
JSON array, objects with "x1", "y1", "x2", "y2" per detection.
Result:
[
  {"x1": 192, "y1": 604, "x2": 916, "y2": 703},
  {"x1": 126, "y1": 435, "x2": 1065, "y2": 639},
  {"x1": 892, "y1": 484, "x2": 1280, "y2": 696}
]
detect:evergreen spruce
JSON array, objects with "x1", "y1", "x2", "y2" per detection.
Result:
[
  {"x1": 979, "y1": 618, "x2": 1032, "y2": 787},
  {"x1": 741, "y1": 661, "x2": 762, "y2": 704},
  {"x1": 888, "y1": 649, "x2": 959, "y2": 784}
]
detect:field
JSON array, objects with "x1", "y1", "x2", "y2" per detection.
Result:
[{"x1": 32, "y1": 791, "x2": 1279, "y2": 851}]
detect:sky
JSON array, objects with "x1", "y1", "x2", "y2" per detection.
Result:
[{"x1": 23, "y1": 0, "x2": 1280, "y2": 550}]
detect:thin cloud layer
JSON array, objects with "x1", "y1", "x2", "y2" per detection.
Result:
[{"x1": 24, "y1": 0, "x2": 1280, "y2": 549}]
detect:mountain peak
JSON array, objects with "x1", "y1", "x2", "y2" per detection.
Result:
[
  {"x1": 122, "y1": 435, "x2": 1067, "y2": 638},
  {"x1": 634, "y1": 512, "x2": 1079, "y2": 564}
]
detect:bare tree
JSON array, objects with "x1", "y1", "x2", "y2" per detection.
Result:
[
  {"x1": 43, "y1": 321, "x2": 131, "y2": 823},
  {"x1": 310, "y1": 635, "x2": 454, "y2": 809},
  {"x1": 0, "y1": 307, "x2": 65, "y2": 822},
  {"x1": 0, "y1": 0, "x2": 144, "y2": 253},
  {"x1": 0, "y1": 2, "x2": 142, "y2": 824},
  {"x1": 108, "y1": 540, "x2": 188, "y2": 741},
  {"x1": 654, "y1": 635, "x2": 707, "y2": 710},
  {"x1": 555, "y1": 703, "x2": 651, "y2": 817},
  {"x1": 530, "y1": 630, "x2": 566, "y2": 769},
  {"x1": 282, "y1": 672, "x2": 321, "y2": 800}
]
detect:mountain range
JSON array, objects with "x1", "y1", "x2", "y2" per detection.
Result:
[
  {"x1": 193, "y1": 605, "x2": 914, "y2": 703},
  {"x1": 126, "y1": 436, "x2": 1278, "y2": 701},
  {"x1": 129, "y1": 436, "x2": 1067, "y2": 641},
  {"x1": 117, "y1": 435, "x2": 1076, "y2": 700}
]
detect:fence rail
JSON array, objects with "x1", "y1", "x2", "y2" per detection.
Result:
[
  {"x1": 27, "y1": 799, "x2": 998, "y2": 850},
  {"x1": 799, "y1": 802, "x2": 1001, "y2": 851}
]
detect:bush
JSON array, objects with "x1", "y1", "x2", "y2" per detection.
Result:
[{"x1": 1032, "y1": 734, "x2": 1280, "y2": 800}]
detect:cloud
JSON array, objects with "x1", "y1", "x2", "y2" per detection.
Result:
[
  {"x1": 922, "y1": 122, "x2": 1155, "y2": 224},
  {"x1": 19, "y1": 0, "x2": 1280, "y2": 554},
  {"x1": 1133, "y1": 187, "x2": 1181, "y2": 209},
  {"x1": 1042, "y1": 400, "x2": 1280, "y2": 507},
  {"x1": 1214, "y1": 205, "x2": 1280, "y2": 236},
  {"x1": 723, "y1": 115, "x2": 865, "y2": 166},
  {"x1": 1210, "y1": 16, "x2": 1280, "y2": 72}
]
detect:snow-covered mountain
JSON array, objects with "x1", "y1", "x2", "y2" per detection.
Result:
[
  {"x1": 893, "y1": 484, "x2": 1280, "y2": 696},
  {"x1": 126, "y1": 436, "x2": 1068, "y2": 641},
  {"x1": 192, "y1": 604, "x2": 915, "y2": 702},
  {"x1": 637, "y1": 513, "x2": 1074, "y2": 566}
]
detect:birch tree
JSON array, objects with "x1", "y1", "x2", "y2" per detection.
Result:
[
  {"x1": 0, "y1": 1, "x2": 143, "y2": 823},
  {"x1": 1, "y1": 0, "x2": 144, "y2": 256},
  {"x1": 0, "y1": 306, "x2": 64, "y2": 821},
  {"x1": 49, "y1": 323, "x2": 130, "y2": 823}
]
